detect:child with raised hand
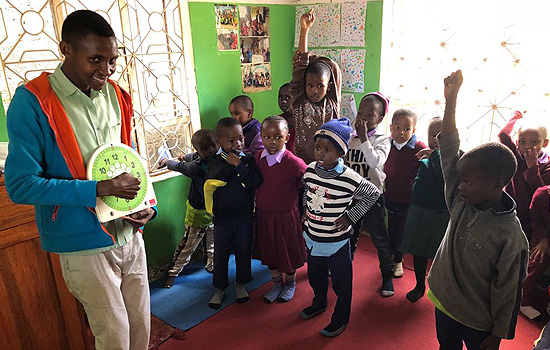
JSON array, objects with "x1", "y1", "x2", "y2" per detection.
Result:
[
  {"x1": 399, "y1": 117, "x2": 450, "y2": 302},
  {"x1": 278, "y1": 83, "x2": 295, "y2": 153},
  {"x1": 428, "y1": 70, "x2": 528, "y2": 350},
  {"x1": 345, "y1": 92, "x2": 395, "y2": 297},
  {"x1": 253, "y1": 116, "x2": 307, "y2": 303},
  {"x1": 229, "y1": 95, "x2": 264, "y2": 156},
  {"x1": 498, "y1": 111, "x2": 550, "y2": 242},
  {"x1": 292, "y1": 9, "x2": 342, "y2": 164},
  {"x1": 301, "y1": 118, "x2": 380, "y2": 337},
  {"x1": 204, "y1": 118, "x2": 264, "y2": 309},
  {"x1": 160, "y1": 129, "x2": 218, "y2": 288},
  {"x1": 384, "y1": 109, "x2": 426, "y2": 277}
]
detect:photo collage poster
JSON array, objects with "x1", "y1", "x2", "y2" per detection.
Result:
[
  {"x1": 215, "y1": 4, "x2": 239, "y2": 51},
  {"x1": 239, "y1": 6, "x2": 271, "y2": 92},
  {"x1": 294, "y1": 2, "x2": 367, "y2": 93}
]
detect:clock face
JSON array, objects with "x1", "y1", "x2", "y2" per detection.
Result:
[{"x1": 89, "y1": 144, "x2": 148, "y2": 211}]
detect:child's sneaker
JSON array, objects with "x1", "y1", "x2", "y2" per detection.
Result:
[
  {"x1": 380, "y1": 277, "x2": 394, "y2": 297},
  {"x1": 205, "y1": 260, "x2": 214, "y2": 273},
  {"x1": 278, "y1": 281, "x2": 296, "y2": 303},
  {"x1": 520, "y1": 305, "x2": 542, "y2": 320},
  {"x1": 236, "y1": 283, "x2": 249, "y2": 304},
  {"x1": 208, "y1": 289, "x2": 225, "y2": 309},
  {"x1": 320, "y1": 321, "x2": 347, "y2": 337},
  {"x1": 264, "y1": 282, "x2": 284, "y2": 303},
  {"x1": 299, "y1": 306, "x2": 327, "y2": 320},
  {"x1": 164, "y1": 276, "x2": 175, "y2": 289},
  {"x1": 393, "y1": 262, "x2": 404, "y2": 278}
]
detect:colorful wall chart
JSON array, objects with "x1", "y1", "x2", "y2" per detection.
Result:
[{"x1": 294, "y1": 2, "x2": 368, "y2": 93}]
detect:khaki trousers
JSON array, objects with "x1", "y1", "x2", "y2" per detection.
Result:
[{"x1": 59, "y1": 233, "x2": 150, "y2": 350}]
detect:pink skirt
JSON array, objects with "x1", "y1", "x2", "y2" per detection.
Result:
[{"x1": 253, "y1": 207, "x2": 306, "y2": 274}]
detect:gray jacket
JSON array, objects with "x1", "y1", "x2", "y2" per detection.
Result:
[{"x1": 427, "y1": 129, "x2": 528, "y2": 339}]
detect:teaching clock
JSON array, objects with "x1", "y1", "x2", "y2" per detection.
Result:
[{"x1": 87, "y1": 143, "x2": 157, "y2": 223}]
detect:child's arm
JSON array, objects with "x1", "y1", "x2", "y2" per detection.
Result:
[
  {"x1": 530, "y1": 187, "x2": 550, "y2": 263},
  {"x1": 298, "y1": 10, "x2": 314, "y2": 54},
  {"x1": 489, "y1": 238, "x2": 528, "y2": 342},
  {"x1": 163, "y1": 154, "x2": 202, "y2": 180},
  {"x1": 235, "y1": 155, "x2": 264, "y2": 191},
  {"x1": 500, "y1": 111, "x2": 522, "y2": 136},
  {"x1": 498, "y1": 111, "x2": 522, "y2": 152},
  {"x1": 358, "y1": 133, "x2": 391, "y2": 170},
  {"x1": 439, "y1": 70, "x2": 464, "y2": 207},
  {"x1": 248, "y1": 133, "x2": 265, "y2": 156},
  {"x1": 290, "y1": 11, "x2": 315, "y2": 109},
  {"x1": 334, "y1": 178, "x2": 380, "y2": 230}
]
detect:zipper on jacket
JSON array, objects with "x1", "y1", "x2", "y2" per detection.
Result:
[{"x1": 51, "y1": 205, "x2": 59, "y2": 221}]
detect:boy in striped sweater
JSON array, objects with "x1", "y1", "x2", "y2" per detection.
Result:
[{"x1": 300, "y1": 118, "x2": 380, "y2": 337}]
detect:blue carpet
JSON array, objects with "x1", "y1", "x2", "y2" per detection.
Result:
[{"x1": 150, "y1": 257, "x2": 271, "y2": 331}]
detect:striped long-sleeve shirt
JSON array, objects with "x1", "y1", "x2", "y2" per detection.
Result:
[{"x1": 303, "y1": 162, "x2": 380, "y2": 244}]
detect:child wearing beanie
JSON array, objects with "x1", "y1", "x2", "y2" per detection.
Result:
[
  {"x1": 345, "y1": 91, "x2": 395, "y2": 297},
  {"x1": 300, "y1": 118, "x2": 380, "y2": 337}
]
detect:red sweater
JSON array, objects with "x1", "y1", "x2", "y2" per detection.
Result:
[
  {"x1": 255, "y1": 150, "x2": 307, "y2": 212},
  {"x1": 384, "y1": 136, "x2": 426, "y2": 204},
  {"x1": 530, "y1": 185, "x2": 550, "y2": 242},
  {"x1": 499, "y1": 132, "x2": 550, "y2": 225}
]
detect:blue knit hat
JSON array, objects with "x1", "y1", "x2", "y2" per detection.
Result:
[{"x1": 314, "y1": 118, "x2": 352, "y2": 155}]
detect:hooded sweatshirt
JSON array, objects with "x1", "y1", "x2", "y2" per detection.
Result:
[{"x1": 291, "y1": 52, "x2": 342, "y2": 164}]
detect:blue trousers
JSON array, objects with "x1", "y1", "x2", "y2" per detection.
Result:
[
  {"x1": 212, "y1": 219, "x2": 253, "y2": 289},
  {"x1": 307, "y1": 240, "x2": 353, "y2": 325},
  {"x1": 435, "y1": 308, "x2": 491, "y2": 350}
]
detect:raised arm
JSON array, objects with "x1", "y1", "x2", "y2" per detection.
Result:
[
  {"x1": 441, "y1": 70, "x2": 462, "y2": 137},
  {"x1": 439, "y1": 70, "x2": 464, "y2": 207},
  {"x1": 298, "y1": 10, "x2": 314, "y2": 54}
]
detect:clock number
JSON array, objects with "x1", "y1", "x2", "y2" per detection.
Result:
[
  {"x1": 126, "y1": 199, "x2": 130, "y2": 203},
  {"x1": 124, "y1": 155, "x2": 128, "y2": 161},
  {"x1": 112, "y1": 154, "x2": 119, "y2": 161},
  {"x1": 131, "y1": 161, "x2": 135, "y2": 168},
  {"x1": 104, "y1": 158, "x2": 111, "y2": 165},
  {"x1": 99, "y1": 167, "x2": 106, "y2": 174},
  {"x1": 136, "y1": 172, "x2": 141, "y2": 178}
]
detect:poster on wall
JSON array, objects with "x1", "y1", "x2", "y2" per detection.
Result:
[
  {"x1": 217, "y1": 29, "x2": 239, "y2": 51},
  {"x1": 294, "y1": 4, "x2": 340, "y2": 48},
  {"x1": 240, "y1": 6, "x2": 270, "y2": 93},
  {"x1": 242, "y1": 63, "x2": 271, "y2": 93},
  {"x1": 341, "y1": 2, "x2": 366, "y2": 47},
  {"x1": 341, "y1": 49, "x2": 365, "y2": 93},
  {"x1": 341, "y1": 93, "x2": 357, "y2": 123},
  {"x1": 215, "y1": 4, "x2": 239, "y2": 51},
  {"x1": 241, "y1": 37, "x2": 270, "y2": 64},
  {"x1": 239, "y1": 6, "x2": 269, "y2": 37}
]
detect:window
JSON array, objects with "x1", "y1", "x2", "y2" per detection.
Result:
[
  {"x1": 0, "y1": 0, "x2": 200, "y2": 173},
  {"x1": 380, "y1": 0, "x2": 550, "y2": 149}
]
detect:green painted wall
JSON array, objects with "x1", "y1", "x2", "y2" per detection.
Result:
[
  {"x1": 144, "y1": 175, "x2": 191, "y2": 266},
  {"x1": 189, "y1": 2, "x2": 296, "y2": 130},
  {"x1": 0, "y1": 95, "x2": 7, "y2": 142},
  {"x1": 363, "y1": 1, "x2": 383, "y2": 96}
]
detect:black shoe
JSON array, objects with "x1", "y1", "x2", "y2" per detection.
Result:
[
  {"x1": 164, "y1": 276, "x2": 175, "y2": 288},
  {"x1": 300, "y1": 306, "x2": 327, "y2": 320},
  {"x1": 406, "y1": 286, "x2": 425, "y2": 303},
  {"x1": 320, "y1": 321, "x2": 347, "y2": 337}
]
